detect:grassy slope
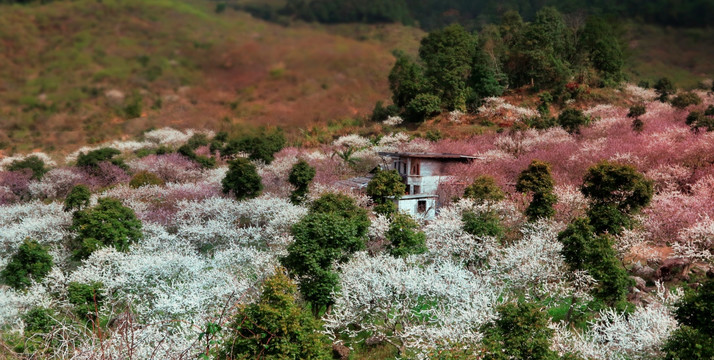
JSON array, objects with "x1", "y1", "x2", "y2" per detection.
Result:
[{"x1": 0, "y1": 0, "x2": 423, "y2": 154}]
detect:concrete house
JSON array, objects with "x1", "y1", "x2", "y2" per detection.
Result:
[{"x1": 378, "y1": 152, "x2": 476, "y2": 220}]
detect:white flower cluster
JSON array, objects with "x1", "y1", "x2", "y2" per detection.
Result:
[
  {"x1": 332, "y1": 134, "x2": 372, "y2": 149},
  {"x1": 324, "y1": 252, "x2": 501, "y2": 354},
  {"x1": 0, "y1": 201, "x2": 72, "y2": 263},
  {"x1": 143, "y1": 127, "x2": 214, "y2": 145},
  {"x1": 28, "y1": 168, "x2": 84, "y2": 199},
  {"x1": 624, "y1": 83, "x2": 658, "y2": 102},
  {"x1": 383, "y1": 115, "x2": 404, "y2": 126},
  {"x1": 674, "y1": 216, "x2": 714, "y2": 262},
  {"x1": 478, "y1": 97, "x2": 538, "y2": 121}
]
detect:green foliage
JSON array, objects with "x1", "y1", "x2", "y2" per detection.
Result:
[
  {"x1": 581, "y1": 161, "x2": 653, "y2": 212},
  {"x1": 479, "y1": 301, "x2": 560, "y2": 360},
  {"x1": 178, "y1": 144, "x2": 216, "y2": 169},
  {"x1": 516, "y1": 160, "x2": 557, "y2": 221},
  {"x1": 64, "y1": 185, "x2": 90, "y2": 212},
  {"x1": 662, "y1": 325, "x2": 714, "y2": 360},
  {"x1": 67, "y1": 282, "x2": 104, "y2": 321},
  {"x1": 288, "y1": 159, "x2": 315, "y2": 205},
  {"x1": 1, "y1": 239, "x2": 53, "y2": 290},
  {"x1": 627, "y1": 105, "x2": 646, "y2": 119},
  {"x1": 129, "y1": 171, "x2": 165, "y2": 188},
  {"x1": 366, "y1": 169, "x2": 406, "y2": 215},
  {"x1": 389, "y1": 54, "x2": 426, "y2": 109},
  {"x1": 686, "y1": 111, "x2": 714, "y2": 132},
  {"x1": 76, "y1": 147, "x2": 126, "y2": 170},
  {"x1": 219, "y1": 128, "x2": 286, "y2": 164},
  {"x1": 123, "y1": 92, "x2": 142, "y2": 119},
  {"x1": 406, "y1": 93, "x2": 442, "y2": 122},
  {"x1": 282, "y1": 193, "x2": 369, "y2": 310},
  {"x1": 222, "y1": 158, "x2": 263, "y2": 201},
  {"x1": 371, "y1": 100, "x2": 400, "y2": 122},
  {"x1": 558, "y1": 218, "x2": 632, "y2": 305},
  {"x1": 557, "y1": 108, "x2": 590, "y2": 134},
  {"x1": 578, "y1": 16, "x2": 624, "y2": 83},
  {"x1": 385, "y1": 213, "x2": 427, "y2": 257},
  {"x1": 219, "y1": 270, "x2": 331, "y2": 360},
  {"x1": 70, "y1": 197, "x2": 142, "y2": 259},
  {"x1": 586, "y1": 203, "x2": 632, "y2": 235},
  {"x1": 7, "y1": 155, "x2": 48, "y2": 180},
  {"x1": 462, "y1": 210, "x2": 503, "y2": 239},
  {"x1": 22, "y1": 307, "x2": 55, "y2": 334},
  {"x1": 281, "y1": 0, "x2": 412, "y2": 25},
  {"x1": 463, "y1": 175, "x2": 504, "y2": 203},
  {"x1": 654, "y1": 77, "x2": 675, "y2": 102},
  {"x1": 671, "y1": 91, "x2": 703, "y2": 109}
]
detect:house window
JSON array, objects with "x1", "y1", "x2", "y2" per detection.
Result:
[
  {"x1": 402, "y1": 163, "x2": 407, "y2": 174},
  {"x1": 417, "y1": 200, "x2": 427, "y2": 213},
  {"x1": 413, "y1": 185, "x2": 421, "y2": 194},
  {"x1": 410, "y1": 160, "x2": 421, "y2": 176}
]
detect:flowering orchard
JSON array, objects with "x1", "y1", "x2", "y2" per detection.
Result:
[{"x1": 0, "y1": 89, "x2": 712, "y2": 358}]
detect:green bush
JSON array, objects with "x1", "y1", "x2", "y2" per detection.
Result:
[
  {"x1": 22, "y1": 307, "x2": 55, "y2": 334},
  {"x1": 516, "y1": 160, "x2": 557, "y2": 221},
  {"x1": 366, "y1": 169, "x2": 406, "y2": 215},
  {"x1": 7, "y1": 155, "x2": 48, "y2": 180},
  {"x1": 662, "y1": 277, "x2": 714, "y2": 359},
  {"x1": 64, "y1": 185, "x2": 91, "y2": 212},
  {"x1": 288, "y1": 159, "x2": 315, "y2": 205},
  {"x1": 219, "y1": 270, "x2": 331, "y2": 359},
  {"x1": 76, "y1": 147, "x2": 126, "y2": 170},
  {"x1": 627, "y1": 105, "x2": 646, "y2": 119},
  {"x1": 129, "y1": 171, "x2": 165, "y2": 188},
  {"x1": 67, "y1": 282, "x2": 104, "y2": 321},
  {"x1": 463, "y1": 176, "x2": 504, "y2": 203},
  {"x1": 308, "y1": 193, "x2": 370, "y2": 239},
  {"x1": 1, "y1": 239, "x2": 53, "y2": 290},
  {"x1": 70, "y1": 197, "x2": 142, "y2": 259},
  {"x1": 221, "y1": 158, "x2": 263, "y2": 201},
  {"x1": 557, "y1": 108, "x2": 590, "y2": 134},
  {"x1": 654, "y1": 77, "x2": 675, "y2": 102},
  {"x1": 671, "y1": 91, "x2": 702, "y2": 109},
  {"x1": 177, "y1": 144, "x2": 215, "y2": 169},
  {"x1": 386, "y1": 213, "x2": 427, "y2": 257},
  {"x1": 371, "y1": 100, "x2": 400, "y2": 122},
  {"x1": 406, "y1": 93, "x2": 441, "y2": 122},
  {"x1": 462, "y1": 210, "x2": 504, "y2": 238},
  {"x1": 220, "y1": 128, "x2": 286, "y2": 164}
]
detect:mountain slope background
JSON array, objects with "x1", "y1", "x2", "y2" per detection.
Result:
[{"x1": 0, "y1": 0, "x2": 713, "y2": 154}]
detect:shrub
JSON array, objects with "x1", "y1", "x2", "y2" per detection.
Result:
[
  {"x1": 385, "y1": 213, "x2": 427, "y2": 257},
  {"x1": 129, "y1": 171, "x2": 165, "y2": 188},
  {"x1": 77, "y1": 148, "x2": 126, "y2": 170},
  {"x1": 627, "y1": 105, "x2": 646, "y2": 119},
  {"x1": 63, "y1": 185, "x2": 90, "y2": 212},
  {"x1": 462, "y1": 210, "x2": 504, "y2": 238},
  {"x1": 308, "y1": 193, "x2": 369, "y2": 234},
  {"x1": 70, "y1": 197, "x2": 142, "y2": 259},
  {"x1": 654, "y1": 77, "x2": 675, "y2": 102},
  {"x1": 463, "y1": 175, "x2": 504, "y2": 203},
  {"x1": 221, "y1": 158, "x2": 262, "y2": 200},
  {"x1": 366, "y1": 169, "x2": 406, "y2": 215},
  {"x1": 288, "y1": 159, "x2": 315, "y2": 204},
  {"x1": 406, "y1": 93, "x2": 441, "y2": 122},
  {"x1": 177, "y1": 144, "x2": 215, "y2": 169},
  {"x1": 557, "y1": 108, "x2": 590, "y2": 134},
  {"x1": 7, "y1": 155, "x2": 48, "y2": 180},
  {"x1": 371, "y1": 100, "x2": 400, "y2": 122},
  {"x1": 662, "y1": 277, "x2": 714, "y2": 359},
  {"x1": 67, "y1": 282, "x2": 104, "y2": 321},
  {"x1": 1, "y1": 239, "x2": 53, "y2": 290},
  {"x1": 686, "y1": 111, "x2": 714, "y2": 132},
  {"x1": 22, "y1": 307, "x2": 55, "y2": 334},
  {"x1": 123, "y1": 93, "x2": 142, "y2": 119},
  {"x1": 219, "y1": 270, "x2": 331, "y2": 359},
  {"x1": 220, "y1": 128, "x2": 286, "y2": 164},
  {"x1": 671, "y1": 91, "x2": 702, "y2": 109},
  {"x1": 516, "y1": 160, "x2": 557, "y2": 221}
]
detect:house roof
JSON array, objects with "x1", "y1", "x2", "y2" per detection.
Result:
[
  {"x1": 335, "y1": 176, "x2": 373, "y2": 190},
  {"x1": 378, "y1": 152, "x2": 480, "y2": 160}
]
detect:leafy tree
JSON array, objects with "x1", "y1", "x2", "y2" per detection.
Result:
[
  {"x1": 463, "y1": 175, "x2": 504, "y2": 203},
  {"x1": 64, "y1": 185, "x2": 91, "y2": 212},
  {"x1": 308, "y1": 193, "x2": 370, "y2": 235},
  {"x1": 385, "y1": 213, "x2": 427, "y2": 257},
  {"x1": 662, "y1": 277, "x2": 714, "y2": 359},
  {"x1": 389, "y1": 53, "x2": 426, "y2": 109},
  {"x1": 654, "y1": 77, "x2": 675, "y2": 102},
  {"x1": 7, "y1": 155, "x2": 48, "y2": 180},
  {"x1": 67, "y1": 282, "x2": 104, "y2": 321},
  {"x1": 406, "y1": 93, "x2": 442, "y2": 122},
  {"x1": 288, "y1": 159, "x2": 316, "y2": 204},
  {"x1": 557, "y1": 108, "x2": 589, "y2": 134},
  {"x1": 222, "y1": 158, "x2": 263, "y2": 201},
  {"x1": 462, "y1": 210, "x2": 503, "y2": 239},
  {"x1": 1, "y1": 239, "x2": 53, "y2": 290},
  {"x1": 628, "y1": 105, "x2": 646, "y2": 132},
  {"x1": 219, "y1": 270, "x2": 331, "y2": 359},
  {"x1": 76, "y1": 147, "x2": 126, "y2": 170},
  {"x1": 671, "y1": 91, "x2": 703, "y2": 109},
  {"x1": 22, "y1": 307, "x2": 55, "y2": 334},
  {"x1": 516, "y1": 160, "x2": 557, "y2": 221},
  {"x1": 129, "y1": 171, "x2": 165, "y2": 188},
  {"x1": 178, "y1": 144, "x2": 215, "y2": 169},
  {"x1": 480, "y1": 302, "x2": 561, "y2": 360},
  {"x1": 220, "y1": 128, "x2": 286, "y2": 164},
  {"x1": 686, "y1": 110, "x2": 714, "y2": 132},
  {"x1": 70, "y1": 197, "x2": 142, "y2": 259},
  {"x1": 366, "y1": 169, "x2": 406, "y2": 215},
  {"x1": 418, "y1": 24, "x2": 477, "y2": 111},
  {"x1": 578, "y1": 16, "x2": 624, "y2": 83},
  {"x1": 581, "y1": 161, "x2": 653, "y2": 234}
]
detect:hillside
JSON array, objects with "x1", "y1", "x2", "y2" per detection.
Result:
[{"x1": 0, "y1": 0, "x2": 423, "y2": 153}]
